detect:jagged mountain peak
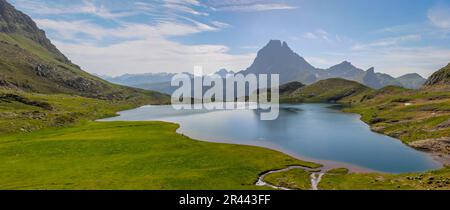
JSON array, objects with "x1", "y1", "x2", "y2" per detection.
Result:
[
  {"x1": 259, "y1": 40, "x2": 294, "y2": 54},
  {"x1": 329, "y1": 61, "x2": 358, "y2": 70},
  {"x1": 339, "y1": 60, "x2": 352, "y2": 66},
  {"x1": 366, "y1": 67, "x2": 375, "y2": 73},
  {"x1": 243, "y1": 40, "x2": 317, "y2": 84}
]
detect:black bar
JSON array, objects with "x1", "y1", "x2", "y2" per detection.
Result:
[{"x1": 0, "y1": 190, "x2": 448, "y2": 209}]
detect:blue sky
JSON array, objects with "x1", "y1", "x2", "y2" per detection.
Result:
[{"x1": 9, "y1": 0, "x2": 450, "y2": 77}]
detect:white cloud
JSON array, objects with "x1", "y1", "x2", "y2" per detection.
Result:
[
  {"x1": 204, "y1": 0, "x2": 297, "y2": 12},
  {"x1": 12, "y1": 0, "x2": 139, "y2": 19},
  {"x1": 35, "y1": 18, "x2": 221, "y2": 41},
  {"x1": 34, "y1": 18, "x2": 253, "y2": 76},
  {"x1": 428, "y1": 4, "x2": 450, "y2": 29},
  {"x1": 163, "y1": 0, "x2": 209, "y2": 16},
  {"x1": 216, "y1": 3, "x2": 296, "y2": 12},
  {"x1": 303, "y1": 32, "x2": 318, "y2": 40},
  {"x1": 54, "y1": 38, "x2": 255, "y2": 76},
  {"x1": 301, "y1": 29, "x2": 347, "y2": 43},
  {"x1": 16, "y1": 0, "x2": 251, "y2": 76},
  {"x1": 351, "y1": 35, "x2": 421, "y2": 51},
  {"x1": 211, "y1": 21, "x2": 231, "y2": 29}
]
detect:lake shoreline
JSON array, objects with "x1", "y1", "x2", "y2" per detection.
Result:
[
  {"x1": 100, "y1": 103, "x2": 443, "y2": 174},
  {"x1": 341, "y1": 104, "x2": 450, "y2": 167}
]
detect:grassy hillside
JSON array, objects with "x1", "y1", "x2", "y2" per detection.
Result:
[
  {"x1": 343, "y1": 86, "x2": 450, "y2": 149},
  {"x1": 0, "y1": 33, "x2": 168, "y2": 101},
  {"x1": 0, "y1": 89, "x2": 170, "y2": 134},
  {"x1": 424, "y1": 63, "x2": 450, "y2": 90},
  {"x1": 281, "y1": 78, "x2": 371, "y2": 103},
  {"x1": 0, "y1": 1, "x2": 170, "y2": 133},
  {"x1": 0, "y1": 121, "x2": 319, "y2": 190},
  {"x1": 339, "y1": 63, "x2": 449, "y2": 155}
]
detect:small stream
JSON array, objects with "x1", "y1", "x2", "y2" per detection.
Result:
[
  {"x1": 310, "y1": 173, "x2": 325, "y2": 190},
  {"x1": 256, "y1": 166, "x2": 325, "y2": 190}
]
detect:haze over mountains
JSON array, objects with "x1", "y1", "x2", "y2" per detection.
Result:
[{"x1": 104, "y1": 40, "x2": 427, "y2": 94}]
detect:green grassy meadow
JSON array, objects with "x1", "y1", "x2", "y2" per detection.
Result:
[
  {"x1": 264, "y1": 168, "x2": 312, "y2": 190},
  {"x1": 318, "y1": 168, "x2": 450, "y2": 190},
  {"x1": 0, "y1": 89, "x2": 167, "y2": 134},
  {"x1": 0, "y1": 121, "x2": 319, "y2": 190}
]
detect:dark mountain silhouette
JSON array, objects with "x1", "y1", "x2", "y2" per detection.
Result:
[
  {"x1": 102, "y1": 39, "x2": 428, "y2": 92},
  {"x1": 238, "y1": 40, "x2": 408, "y2": 89},
  {"x1": 240, "y1": 40, "x2": 317, "y2": 84}
]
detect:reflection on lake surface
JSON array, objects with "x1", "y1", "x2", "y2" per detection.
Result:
[{"x1": 101, "y1": 103, "x2": 441, "y2": 173}]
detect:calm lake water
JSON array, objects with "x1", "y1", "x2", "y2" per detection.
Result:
[{"x1": 101, "y1": 103, "x2": 441, "y2": 173}]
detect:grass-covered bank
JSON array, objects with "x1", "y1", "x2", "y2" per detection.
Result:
[
  {"x1": 0, "y1": 89, "x2": 169, "y2": 134},
  {"x1": 259, "y1": 166, "x2": 450, "y2": 190},
  {"x1": 342, "y1": 86, "x2": 450, "y2": 145},
  {"x1": 0, "y1": 121, "x2": 319, "y2": 190},
  {"x1": 339, "y1": 86, "x2": 450, "y2": 167},
  {"x1": 318, "y1": 168, "x2": 450, "y2": 190}
]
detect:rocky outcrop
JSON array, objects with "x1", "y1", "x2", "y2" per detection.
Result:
[
  {"x1": 0, "y1": 93, "x2": 52, "y2": 110},
  {"x1": 409, "y1": 138, "x2": 450, "y2": 155},
  {"x1": 424, "y1": 63, "x2": 450, "y2": 86},
  {"x1": 437, "y1": 120, "x2": 450, "y2": 129}
]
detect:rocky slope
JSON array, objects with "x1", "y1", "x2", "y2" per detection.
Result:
[
  {"x1": 424, "y1": 63, "x2": 450, "y2": 88},
  {"x1": 0, "y1": 0, "x2": 67, "y2": 62}
]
